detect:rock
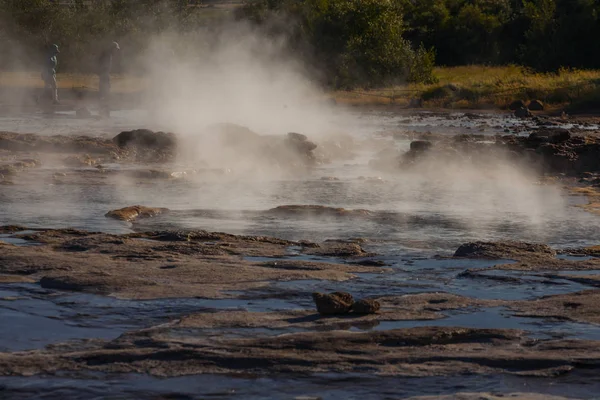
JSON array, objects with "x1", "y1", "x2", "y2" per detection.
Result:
[
  {"x1": 288, "y1": 132, "x2": 308, "y2": 142},
  {"x1": 312, "y1": 292, "x2": 354, "y2": 315},
  {"x1": 514, "y1": 107, "x2": 532, "y2": 118},
  {"x1": 528, "y1": 129, "x2": 571, "y2": 145},
  {"x1": 454, "y1": 241, "x2": 555, "y2": 259},
  {"x1": 410, "y1": 140, "x2": 432, "y2": 152},
  {"x1": 352, "y1": 299, "x2": 380, "y2": 314},
  {"x1": 113, "y1": 129, "x2": 177, "y2": 150},
  {"x1": 105, "y1": 205, "x2": 169, "y2": 222},
  {"x1": 528, "y1": 100, "x2": 544, "y2": 111},
  {"x1": 286, "y1": 132, "x2": 318, "y2": 153},
  {"x1": 509, "y1": 100, "x2": 526, "y2": 111},
  {"x1": 76, "y1": 107, "x2": 92, "y2": 118}
]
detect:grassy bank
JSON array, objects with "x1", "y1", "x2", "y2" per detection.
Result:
[
  {"x1": 3, "y1": 66, "x2": 600, "y2": 112},
  {"x1": 0, "y1": 71, "x2": 145, "y2": 94},
  {"x1": 333, "y1": 66, "x2": 600, "y2": 112}
]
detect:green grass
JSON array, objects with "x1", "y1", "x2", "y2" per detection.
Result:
[
  {"x1": 4, "y1": 65, "x2": 600, "y2": 112},
  {"x1": 0, "y1": 71, "x2": 146, "y2": 93},
  {"x1": 333, "y1": 65, "x2": 600, "y2": 111}
]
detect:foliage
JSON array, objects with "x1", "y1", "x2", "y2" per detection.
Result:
[
  {"x1": 3, "y1": 0, "x2": 600, "y2": 88},
  {"x1": 237, "y1": 0, "x2": 438, "y2": 87},
  {"x1": 395, "y1": 0, "x2": 600, "y2": 71},
  {"x1": 0, "y1": 0, "x2": 219, "y2": 73}
]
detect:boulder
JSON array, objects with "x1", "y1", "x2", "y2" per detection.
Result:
[
  {"x1": 113, "y1": 129, "x2": 177, "y2": 150},
  {"x1": 508, "y1": 100, "x2": 526, "y2": 111},
  {"x1": 410, "y1": 140, "x2": 432, "y2": 152},
  {"x1": 312, "y1": 292, "x2": 354, "y2": 315},
  {"x1": 514, "y1": 107, "x2": 532, "y2": 119},
  {"x1": 352, "y1": 299, "x2": 381, "y2": 314},
  {"x1": 528, "y1": 100, "x2": 544, "y2": 111},
  {"x1": 105, "y1": 205, "x2": 169, "y2": 222},
  {"x1": 528, "y1": 129, "x2": 571, "y2": 145}
]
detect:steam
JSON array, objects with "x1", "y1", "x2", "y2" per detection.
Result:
[
  {"x1": 142, "y1": 25, "x2": 337, "y2": 136},
  {"x1": 0, "y1": 11, "x2": 580, "y2": 246}
]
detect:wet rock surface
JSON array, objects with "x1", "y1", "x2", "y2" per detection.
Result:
[
  {"x1": 371, "y1": 127, "x2": 600, "y2": 177},
  {"x1": 2, "y1": 110, "x2": 600, "y2": 397},
  {"x1": 2, "y1": 325, "x2": 600, "y2": 378},
  {"x1": 454, "y1": 241, "x2": 556, "y2": 259},
  {"x1": 0, "y1": 227, "x2": 382, "y2": 299},
  {"x1": 351, "y1": 298, "x2": 381, "y2": 314},
  {"x1": 312, "y1": 292, "x2": 354, "y2": 315},
  {"x1": 105, "y1": 205, "x2": 169, "y2": 222}
]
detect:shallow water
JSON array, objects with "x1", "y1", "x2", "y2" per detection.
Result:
[
  {"x1": 3, "y1": 371, "x2": 600, "y2": 400},
  {"x1": 1, "y1": 108, "x2": 600, "y2": 398}
]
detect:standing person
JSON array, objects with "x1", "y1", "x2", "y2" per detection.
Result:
[
  {"x1": 97, "y1": 41, "x2": 120, "y2": 116},
  {"x1": 41, "y1": 44, "x2": 60, "y2": 104}
]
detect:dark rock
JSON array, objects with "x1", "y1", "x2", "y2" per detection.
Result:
[
  {"x1": 528, "y1": 100, "x2": 544, "y2": 111},
  {"x1": 40, "y1": 276, "x2": 86, "y2": 292},
  {"x1": 509, "y1": 100, "x2": 526, "y2": 111},
  {"x1": 113, "y1": 129, "x2": 177, "y2": 150},
  {"x1": 312, "y1": 292, "x2": 354, "y2": 315},
  {"x1": 515, "y1": 107, "x2": 532, "y2": 119},
  {"x1": 528, "y1": 129, "x2": 571, "y2": 145},
  {"x1": 409, "y1": 140, "x2": 432, "y2": 152},
  {"x1": 352, "y1": 299, "x2": 381, "y2": 314}
]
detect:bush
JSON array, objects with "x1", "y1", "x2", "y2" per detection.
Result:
[{"x1": 238, "y1": 0, "x2": 437, "y2": 88}]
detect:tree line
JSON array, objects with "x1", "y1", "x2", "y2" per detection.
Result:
[{"x1": 1, "y1": 0, "x2": 599, "y2": 88}]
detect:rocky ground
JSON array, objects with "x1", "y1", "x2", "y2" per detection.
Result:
[
  {"x1": 1, "y1": 227, "x2": 600, "y2": 382},
  {"x1": 2, "y1": 111, "x2": 600, "y2": 398}
]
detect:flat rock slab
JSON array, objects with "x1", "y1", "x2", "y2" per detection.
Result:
[
  {"x1": 2, "y1": 326, "x2": 600, "y2": 378},
  {"x1": 0, "y1": 227, "x2": 384, "y2": 299}
]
